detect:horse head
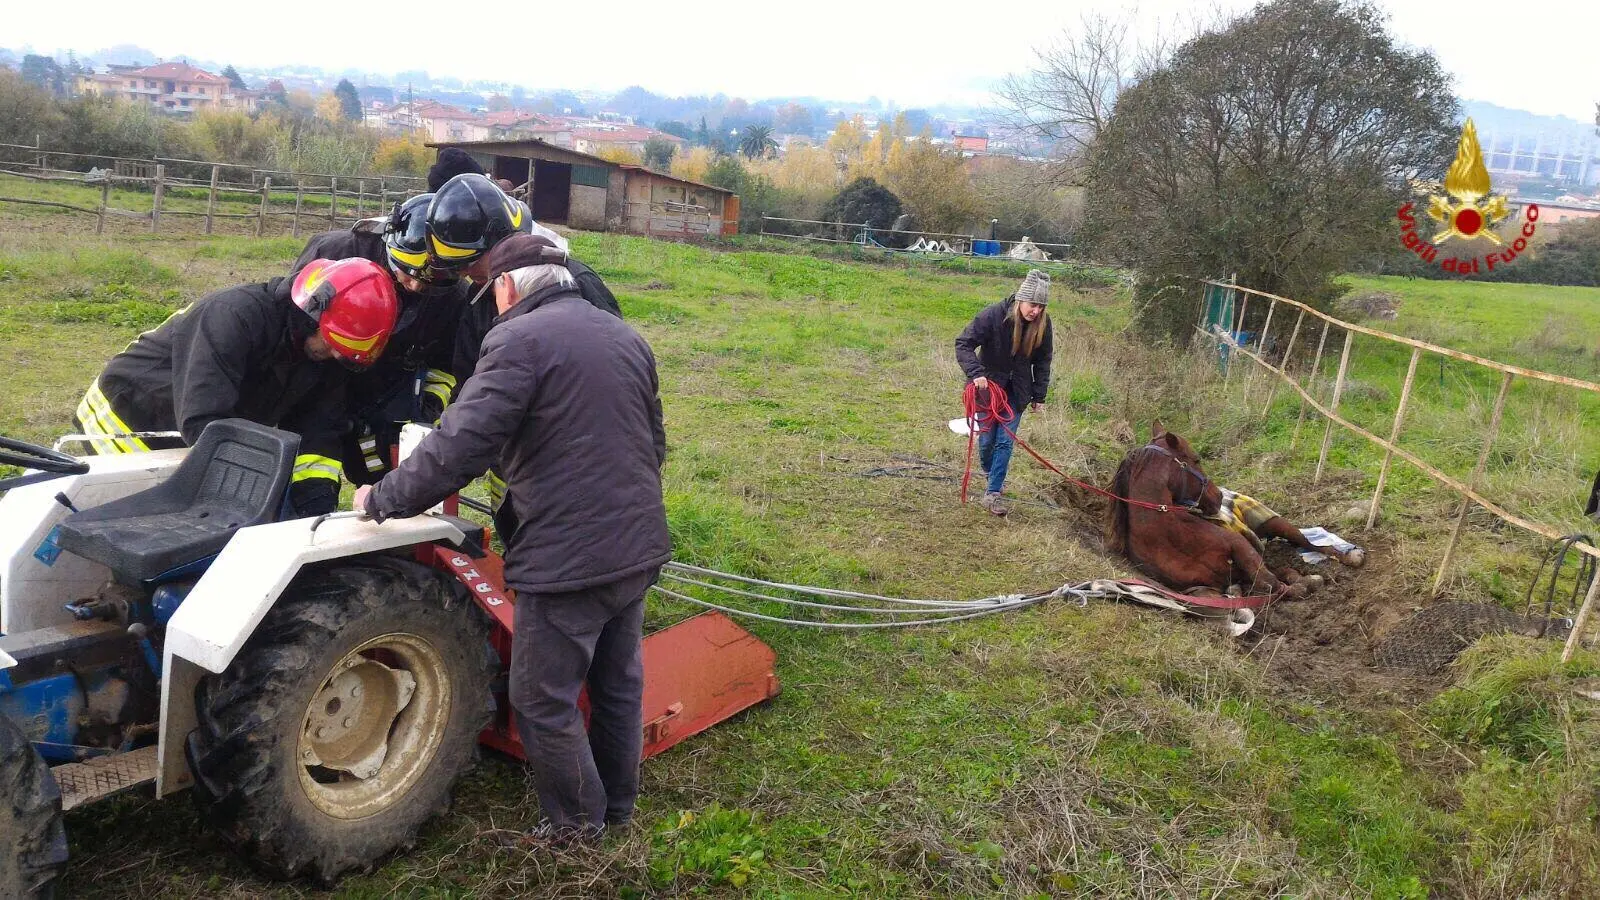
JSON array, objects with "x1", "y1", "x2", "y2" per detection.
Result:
[{"x1": 1149, "y1": 422, "x2": 1222, "y2": 516}]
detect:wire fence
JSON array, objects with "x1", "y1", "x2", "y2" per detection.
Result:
[
  {"x1": 758, "y1": 215, "x2": 1070, "y2": 262},
  {"x1": 0, "y1": 141, "x2": 427, "y2": 237},
  {"x1": 1193, "y1": 279, "x2": 1600, "y2": 660}
]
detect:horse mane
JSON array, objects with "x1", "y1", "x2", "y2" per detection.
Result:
[{"x1": 1104, "y1": 444, "x2": 1166, "y2": 557}]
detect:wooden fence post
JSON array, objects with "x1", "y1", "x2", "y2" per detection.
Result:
[
  {"x1": 329, "y1": 177, "x2": 338, "y2": 227},
  {"x1": 1432, "y1": 371, "x2": 1515, "y2": 595},
  {"x1": 150, "y1": 164, "x2": 164, "y2": 233},
  {"x1": 1261, "y1": 308, "x2": 1305, "y2": 418},
  {"x1": 204, "y1": 165, "x2": 219, "y2": 235},
  {"x1": 1564, "y1": 572, "x2": 1600, "y2": 663},
  {"x1": 357, "y1": 179, "x2": 365, "y2": 217},
  {"x1": 95, "y1": 176, "x2": 111, "y2": 235},
  {"x1": 1365, "y1": 347, "x2": 1424, "y2": 529},
  {"x1": 378, "y1": 180, "x2": 386, "y2": 213},
  {"x1": 257, "y1": 177, "x2": 272, "y2": 237},
  {"x1": 1243, "y1": 298, "x2": 1276, "y2": 407},
  {"x1": 1292, "y1": 320, "x2": 1332, "y2": 450},
  {"x1": 293, "y1": 181, "x2": 304, "y2": 237},
  {"x1": 1314, "y1": 329, "x2": 1354, "y2": 482}
]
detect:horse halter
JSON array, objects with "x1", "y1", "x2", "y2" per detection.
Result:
[{"x1": 1143, "y1": 443, "x2": 1211, "y2": 509}]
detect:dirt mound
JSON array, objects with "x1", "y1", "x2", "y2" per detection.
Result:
[{"x1": 1043, "y1": 475, "x2": 1573, "y2": 704}]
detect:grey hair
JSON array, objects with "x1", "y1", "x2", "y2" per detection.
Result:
[{"x1": 506, "y1": 263, "x2": 575, "y2": 301}]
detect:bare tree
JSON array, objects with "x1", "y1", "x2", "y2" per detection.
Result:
[{"x1": 995, "y1": 13, "x2": 1179, "y2": 181}]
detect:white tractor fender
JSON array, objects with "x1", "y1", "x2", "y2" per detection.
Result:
[{"x1": 156, "y1": 513, "x2": 466, "y2": 796}]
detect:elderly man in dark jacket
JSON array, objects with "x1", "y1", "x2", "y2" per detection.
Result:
[{"x1": 354, "y1": 233, "x2": 669, "y2": 840}]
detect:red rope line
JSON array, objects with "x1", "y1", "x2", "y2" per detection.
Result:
[
  {"x1": 958, "y1": 380, "x2": 1286, "y2": 607},
  {"x1": 960, "y1": 381, "x2": 1173, "y2": 513}
]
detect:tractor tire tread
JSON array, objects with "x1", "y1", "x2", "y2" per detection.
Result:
[
  {"x1": 0, "y1": 714, "x2": 67, "y2": 898},
  {"x1": 188, "y1": 556, "x2": 495, "y2": 884}
]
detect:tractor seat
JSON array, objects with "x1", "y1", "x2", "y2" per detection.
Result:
[{"x1": 56, "y1": 419, "x2": 300, "y2": 583}]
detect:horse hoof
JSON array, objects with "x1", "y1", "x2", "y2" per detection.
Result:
[
  {"x1": 1301, "y1": 574, "x2": 1325, "y2": 592},
  {"x1": 1340, "y1": 548, "x2": 1366, "y2": 568}
]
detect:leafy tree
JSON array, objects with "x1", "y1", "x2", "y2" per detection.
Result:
[
  {"x1": 221, "y1": 65, "x2": 248, "y2": 91},
  {"x1": 883, "y1": 141, "x2": 981, "y2": 234},
  {"x1": 594, "y1": 147, "x2": 642, "y2": 165},
  {"x1": 670, "y1": 146, "x2": 715, "y2": 183},
  {"x1": 739, "y1": 124, "x2": 777, "y2": 160},
  {"x1": 899, "y1": 108, "x2": 933, "y2": 135},
  {"x1": 821, "y1": 177, "x2": 902, "y2": 230},
  {"x1": 20, "y1": 54, "x2": 67, "y2": 97},
  {"x1": 774, "y1": 103, "x2": 814, "y2": 137},
  {"x1": 696, "y1": 115, "x2": 710, "y2": 147},
  {"x1": 704, "y1": 156, "x2": 746, "y2": 193},
  {"x1": 642, "y1": 136, "x2": 678, "y2": 170},
  {"x1": 372, "y1": 136, "x2": 433, "y2": 177},
  {"x1": 1076, "y1": 0, "x2": 1457, "y2": 339},
  {"x1": 656, "y1": 120, "x2": 693, "y2": 141},
  {"x1": 827, "y1": 115, "x2": 870, "y2": 157},
  {"x1": 0, "y1": 69, "x2": 63, "y2": 146},
  {"x1": 334, "y1": 79, "x2": 363, "y2": 122},
  {"x1": 191, "y1": 108, "x2": 279, "y2": 165}
]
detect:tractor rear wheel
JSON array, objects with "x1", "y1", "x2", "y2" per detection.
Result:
[
  {"x1": 188, "y1": 557, "x2": 496, "y2": 883},
  {"x1": 0, "y1": 714, "x2": 67, "y2": 898}
]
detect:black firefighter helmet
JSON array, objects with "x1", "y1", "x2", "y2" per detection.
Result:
[
  {"x1": 425, "y1": 173, "x2": 523, "y2": 267},
  {"x1": 382, "y1": 192, "x2": 459, "y2": 284}
]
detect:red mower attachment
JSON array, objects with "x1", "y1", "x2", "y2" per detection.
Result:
[{"x1": 419, "y1": 538, "x2": 780, "y2": 761}]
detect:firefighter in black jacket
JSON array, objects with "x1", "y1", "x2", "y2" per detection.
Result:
[
  {"x1": 75, "y1": 258, "x2": 399, "y2": 517},
  {"x1": 291, "y1": 192, "x2": 470, "y2": 483}
]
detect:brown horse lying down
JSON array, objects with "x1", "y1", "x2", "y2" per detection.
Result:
[{"x1": 1104, "y1": 423, "x2": 1330, "y2": 601}]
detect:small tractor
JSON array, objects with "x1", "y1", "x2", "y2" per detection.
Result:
[{"x1": 0, "y1": 420, "x2": 779, "y2": 894}]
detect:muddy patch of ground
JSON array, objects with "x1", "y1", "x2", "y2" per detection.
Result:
[{"x1": 1046, "y1": 479, "x2": 1452, "y2": 704}]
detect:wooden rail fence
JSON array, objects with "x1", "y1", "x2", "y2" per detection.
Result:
[
  {"x1": 0, "y1": 141, "x2": 426, "y2": 236},
  {"x1": 1195, "y1": 279, "x2": 1600, "y2": 661}
]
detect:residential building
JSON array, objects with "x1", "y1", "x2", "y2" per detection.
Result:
[
  {"x1": 75, "y1": 62, "x2": 256, "y2": 114},
  {"x1": 372, "y1": 101, "x2": 491, "y2": 142},
  {"x1": 479, "y1": 110, "x2": 547, "y2": 141},
  {"x1": 518, "y1": 120, "x2": 685, "y2": 159}
]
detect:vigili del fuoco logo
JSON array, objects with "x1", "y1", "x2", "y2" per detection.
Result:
[{"x1": 1396, "y1": 118, "x2": 1538, "y2": 276}]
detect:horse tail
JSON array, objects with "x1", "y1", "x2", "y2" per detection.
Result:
[{"x1": 1105, "y1": 452, "x2": 1133, "y2": 556}]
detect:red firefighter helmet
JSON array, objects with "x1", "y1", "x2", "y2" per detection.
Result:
[{"x1": 290, "y1": 258, "x2": 399, "y2": 367}]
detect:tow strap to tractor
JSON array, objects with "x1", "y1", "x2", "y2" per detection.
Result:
[{"x1": 651, "y1": 562, "x2": 1263, "y2": 637}]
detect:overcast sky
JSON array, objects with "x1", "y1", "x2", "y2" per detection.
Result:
[{"x1": 6, "y1": 0, "x2": 1597, "y2": 121}]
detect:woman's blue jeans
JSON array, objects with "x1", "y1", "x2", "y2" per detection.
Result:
[{"x1": 977, "y1": 405, "x2": 1023, "y2": 495}]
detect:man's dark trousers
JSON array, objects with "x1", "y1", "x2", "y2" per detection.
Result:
[{"x1": 509, "y1": 567, "x2": 660, "y2": 830}]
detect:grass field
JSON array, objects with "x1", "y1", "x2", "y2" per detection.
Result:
[{"x1": 4, "y1": 208, "x2": 1600, "y2": 897}]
